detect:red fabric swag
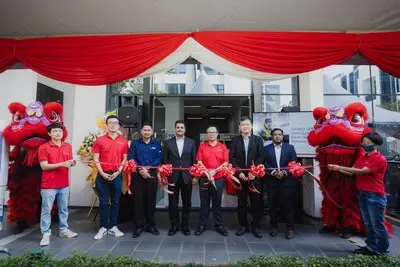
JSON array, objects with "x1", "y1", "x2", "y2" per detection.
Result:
[
  {"x1": 2, "y1": 33, "x2": 188, "y2": 85},
  {"x1": 359, "y1": 32, "x2": 400, "y2": 78},
  {"x1": 0, "y1": 39, "x2": 17, "y2": 73},
  {"x1": 192, "y1": 31, "x2": 359, "y2": 74}
]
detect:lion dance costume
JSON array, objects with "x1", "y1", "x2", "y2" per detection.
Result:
[
  {"x1": 307, "y1": 102, "x2": 392, "y2": 237},
  {"x1": 3, "y1": 101, "x2": 66, "y2": 233}
]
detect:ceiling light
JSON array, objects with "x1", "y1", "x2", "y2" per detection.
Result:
[
  {"x1": 186, "y1": 117, "x2": 203, "y2": 120},
  {"x1": 211, "y1": 105, "x2": 232, "y2": 108},
  {"x1": 184, "y1": 105, "x2": 202, "y2": 108},
  {"x1": 210, "y1": 117, "x2": 225, "y2": 120}
]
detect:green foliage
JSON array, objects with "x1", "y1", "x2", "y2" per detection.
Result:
[{"x1": 0, "y1": 252, "x2": 399, "y2": 267}]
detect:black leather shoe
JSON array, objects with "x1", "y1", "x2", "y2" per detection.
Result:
[
  {"x1": 182, "y1": 226, "x2": 191, "y2": 236},
  {"x1": 270, "y1": 228, "x2": 277, "y2": 237},
  {"x1": 285, "y1": 230, "x2": 295, "y2": 239},
  {"x1": 168, "y1": 226, "x2": 178, "y2": 236},
  {"x1": 146, "y1": 227, "x2": 160, "y2": 235},
  {"x1": 132, "y1": 227, "x2": 144, "y2": 238},
  {"x1": 319, "y1": 226, "x2": 335, "y2": 234},
  {"x1": 216, "y1": 225, "x2": 228, "y2": 236},
  {"x1": 354, "y1": 247, "x2": 369, "y2": 254},
  {"x1": 194, "y1": 225, "x2": 207, "y2": 236},
  {"x1": 236, "y1": 227, "x2": 249, "y2": 236},
  {"x1": 252, "y1": 228, "x2": 263, "y2": 238}
]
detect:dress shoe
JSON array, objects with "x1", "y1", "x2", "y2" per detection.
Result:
[
  {"x1": 132, "y1": 227, "x2": 144, "y2": 238},
  {"x1": 318, "y1": 226, "x2": 335, "y2": 234},
  {"x1": 215, "y1": 225, "x2": 228, "y2": 236},
  {"x1": 146, "y1": 227, "x2": 160, "y2": 235},
  {"x1": 285, "y1": 230, "x2": 295, "y2": 239},
  {"x1": 270, "y1": 228, "x2": 278, "y2": 237},
  {"x1": 182, "y1": 226, "x2": 191, "y2": 236},
  {"x1": 235, "y1": 227, "x2": 249, "y2": 236},
  {"x1": 194, "y1": 225, "x2": 207, "y2": 236},
  {"x1": 252, "y1": 228, "x2": 263, "y2": 238},
  {"x1": 354, "y1": 246, "x2": 369, "y2": 254},
  {"x1": 168, "y1": 226, "x2": 178, "y2": 236}
]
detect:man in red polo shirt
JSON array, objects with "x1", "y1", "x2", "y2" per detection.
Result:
[
  {"x1": 194, "y1": 125, "x2": 229, "y2": 236},
  {"x1": 38, "y1": 123, "x2": 78, "y2": 247},
  {"x1": 92, "y1": 115, "x2": 128, "y2": 240}
]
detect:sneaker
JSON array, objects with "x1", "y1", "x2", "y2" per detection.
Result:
[
  {"x1": 40, "y1": 233, "x2": 51, "y2": 246},
  {"x1": 108, "y1": 226, "x2": 124, "y2": 237},
  {"x1": 59, "y1": 229, "x2": 78, "y2": 238},
  {"x1": 94, "y1": 227, "x2": 108, "y2": 240}
]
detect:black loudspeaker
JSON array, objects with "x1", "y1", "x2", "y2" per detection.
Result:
[
  {"x1": 118, "y1": 106, "x2": 139, "y2": 127},
  {"x1": 281, "y1": 106, "x2": 300, "y2": 112}
]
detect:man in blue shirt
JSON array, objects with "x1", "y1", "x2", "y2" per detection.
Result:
[{"x1": 128, "y1": 123, "x2": 162, "y2": 238}]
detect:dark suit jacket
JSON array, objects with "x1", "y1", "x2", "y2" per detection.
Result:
[
  {"x1": 229, "y1": 135, "x2": 265, "y2": 185},
  {"x1": 162, "y1": 136, "x2": 197, "y2": 184},
  {"x1": 264, "y1": 142, "x2": 298, "y2": 187}
]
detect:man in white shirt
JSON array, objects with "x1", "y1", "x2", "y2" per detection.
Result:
[
  {"x1": 162, "y1": 120, "x2": 197, "y2": 236},
  {"x1": 264, "y1": 128, "x2": 298, "y2": 239}
]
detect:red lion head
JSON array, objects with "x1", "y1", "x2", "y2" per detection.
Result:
[
  {"x1": 3, "y1": 101, "x2": 67, "y2": 165},
  {"x1": 307, "y1": 102, "x2": 372, "y2": 155}
]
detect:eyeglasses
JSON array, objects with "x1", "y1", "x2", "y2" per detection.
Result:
[
  {"x1": 207, "y1": 131, "x2": 218, "y2": 134},
  {"x1": 107, "y1": 122, "x2": 119, "y2": 125}
]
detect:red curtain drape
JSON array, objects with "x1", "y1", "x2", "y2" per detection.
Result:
[
  {"x1": 0, "y1": 39, "x2": 17, "y2": 73},
  {"x1": 192, "y1": 31, "x2": 359, "y2": 74},
  {"x1": 0, "y1": 31, "x2": 399, "y2": 85},
  {"x1": 1, "y1": 33, "x2": 188, "y2": 85},
  {"x1": 358, "y1": 32, "x2": 400, "y2": 78}
]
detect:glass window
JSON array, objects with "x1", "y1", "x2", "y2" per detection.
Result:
[
  {"x1": 260, "y1": 77, "x2": 299, "y2": 112},
  {"x1": 165, "y1": 83, "x2": 185, "y2": 94},
  {"x1": 204, "y1": 66, "x2": 224, "y2": 75},
  {"x1": 213, "y1": 84, "x2": 225, "y2": 94},
  {"x1": 167, "y1": 64, "x2": 186, "y2": 74}
]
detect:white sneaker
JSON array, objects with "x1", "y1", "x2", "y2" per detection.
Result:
[
  {"x1": 94, "y1": 227, "x2": 108, "y2": 240},
  {"x1": 108, "y1": 226, "x2": 124, "y2": 237},
  {"x1": 59, "y1": 229, "x2": 78, "y2": 238},
  {"x1": 40, "y1": 233, "x2": 51, "y2": 246}
]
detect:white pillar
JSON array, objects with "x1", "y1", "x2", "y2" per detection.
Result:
[
  {"x1": 185, "y1": 64, "x2": 196, "y2": 91},
  {"x1": 299, "y1": 70, "x2": 324, "y2": 218},
  {"x1": 69, "y1": 85, "x2": 107, "y2": 207},
  {"x1": 158, "y1": 97, "x2": 184, "y2": 133},
  {"x1": 252, "y1": 80, "x2": 263, "y2": 112}
]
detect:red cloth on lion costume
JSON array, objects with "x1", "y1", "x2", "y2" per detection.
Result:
[
  {"x1": 307, "y1": 102, "x2": 392, "y2": 236},
  {"x1": 2, "y1": 101, "x2": 67, "y2": 233}
]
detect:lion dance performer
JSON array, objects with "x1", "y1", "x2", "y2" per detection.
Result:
[
  {"x1": 3, "y1": 101, "x2": 66, "y2": 233},
  {"x1": 307, "y1": 102, "x2": 373, "y2": 238}
]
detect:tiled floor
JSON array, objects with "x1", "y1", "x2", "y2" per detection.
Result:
[{"x1": 1, "y1": 209, "x2": 400, "y2": 264}]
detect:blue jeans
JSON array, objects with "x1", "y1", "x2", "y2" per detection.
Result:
[
  {"x1": 95, "y1": 174, "x2": 122, "y2": 229},
  {"x1": 358, "y1": 191, "x2": 389, "y2": 254},
  {"x1": 40, "y1": 187, "x2": 69, "y2": 235}
]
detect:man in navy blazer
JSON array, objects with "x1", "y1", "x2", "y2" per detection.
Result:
[
  {"x1": 264, "y1": 128, "x2": 298, "y2": 239},
  {"x1": 162, "y1": 120, "x2": 197, "y2": 236}
]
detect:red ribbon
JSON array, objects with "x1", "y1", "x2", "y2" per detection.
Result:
[
  {"x1": 157, "y1": 164, "x2": 174, "y2": 194},
  {"x1": 249, "y1": 164, "x2": 266, "y2": 178},
  {"x1": 287, "y1": 161, "x2": 343, "y2": 209},
  {"x1": 220, "y1": 164, "x2": 241, "y2": 190},
  {"x1": 189, "y1": 163, "x2": 207, "y2": 178},
  {"x1": 123, "y1": 159, "x2": 137, "y2": 195}
]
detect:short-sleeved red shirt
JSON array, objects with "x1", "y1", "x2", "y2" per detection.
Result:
[
  {"x1": 353, "y1": 152, "x2": 388, "y2": 195},
  {"x1": 38, "y1": 141, "x2": 72, "y2": 189},
  {"x1": 91, "y1": 134, "x2": 129, "y2": 171},
  {"x1": 196, "y1": 141, "x2": 229, "y2": 179}
]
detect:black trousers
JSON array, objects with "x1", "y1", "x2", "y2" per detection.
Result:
[
  {"x1": 131, "y1": 171, "x2": 157, "y2": 229},
  {"x1": 267, "y1": 185, "x2": 295, "y2": 230},
  {"x1": 199, "y1": 178, "x2": 225, "y2": 227},
  {"x1": 237, "y1": 182, "x2": 263, "y2": 228},
  {"x1": 168, "y1": 172, "x2": 192, "y2": 228}
]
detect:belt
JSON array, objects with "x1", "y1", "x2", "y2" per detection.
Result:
[{"x1": 104, "y1": 170, "x2": 118, "y2": 175}]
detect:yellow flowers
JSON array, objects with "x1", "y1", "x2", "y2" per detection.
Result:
[{"x1": 76, "y1": 132, "x2": 99, "y2": 160}]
